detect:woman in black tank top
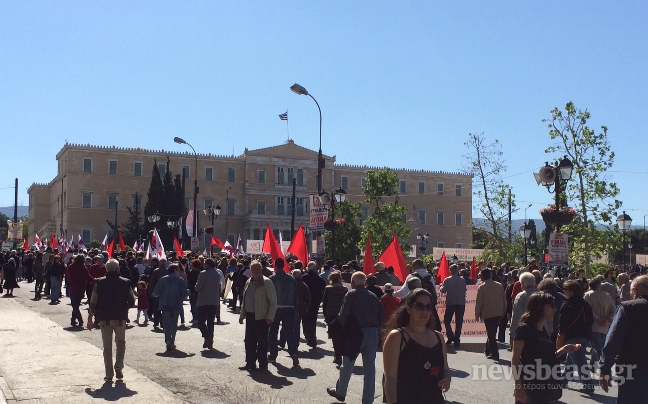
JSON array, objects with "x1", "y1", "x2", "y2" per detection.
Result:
[{"x1": 383, "y1": 288, "x2": 450, "y2": 403}]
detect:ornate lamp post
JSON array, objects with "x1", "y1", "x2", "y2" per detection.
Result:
[
  {"x1": 203, "y1": 204, "x2": 222, "y2": 257},
  {"x1": 617, "y1": 211, "x2": 632, "y2": 271},
  {"x1": 520, "y1": 222, "x2": 532, "y2": 266},
  {"x1": 290, "y1": 83, "x2": 323, "y2": 194},
  {"x1": 452, "y1": 254, "x2": 459, "y2": 265},
  {"x1": 417, "y1": 233, "x2": 430, "y2": 256},
  {"x1": 320, "y1": 186, "x2": 347, "y2": 263}
]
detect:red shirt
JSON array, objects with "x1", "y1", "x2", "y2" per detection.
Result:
[
  {"x1": 381, "y1": 294, "x2": 400, "y2": 322},
  {"x1": 65, "y1": 263, "x2": 94, "y2": 293},
  {"x1": 88, "y1": 263, "x2": 106, "y2": 279},
  {"x1": 510, "y1": 281, "x2": 522, "y2": 299}
]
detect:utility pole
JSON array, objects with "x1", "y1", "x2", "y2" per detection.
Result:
[
  {"x1": 12, "y1": 178, "x2": 18, "y2": 250},
  {"x1": 508, "y1": 188, "x2": 512, "y2": 243}
]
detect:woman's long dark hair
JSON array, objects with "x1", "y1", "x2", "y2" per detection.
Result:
[
  {"x1": 520, "y1": 291, "x2": 555, "y2": 327},
  {"x1": 382, "y1": 288, "x2": 437, "y2": 342}
]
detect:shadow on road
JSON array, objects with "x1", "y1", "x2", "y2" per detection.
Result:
[
  {"x1": 301, "y1": 345, "x2": 334, "y2": 359},
  {"x1": 449, "y1": 368, "x2": 470, "y2": 379},
  {"x1": 62, "y1": 326, "x2": 84, "y2": 332},
  {"x1": 247, "y1": 370, "x2": 293, "y2": 389},
  {"x1": 272, "y1": 362, "x2": 316, "y2": 379},
  {"x1": 85, "y1": 381, "x2": 137, "y2": 401},
  {"x1": 155, "y1": 349, "x2": 196, "y2": 358},
  {"x1": 200, "y1": 349, "x2": 230, "y2": 359}
]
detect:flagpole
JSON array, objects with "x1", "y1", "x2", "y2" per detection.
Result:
[{"x1": 286, "y1": 108, "x2": 290, "y2": 140}]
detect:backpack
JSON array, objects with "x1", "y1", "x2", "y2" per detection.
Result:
[{"x1": 414, "y1": 273, "x2": 438, "y2": 306}]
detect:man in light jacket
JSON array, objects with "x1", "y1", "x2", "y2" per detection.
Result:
[
  {"x1": 440, "y1": 264, "x2": 467, "y2": 348},
  {"x1": 267, "y1": 258, "x2": 300, "y2": 367},
  {"x1": 509, "y1": 272, "x2": 538, "y2": 345},
  {"x1": 475, "y1": 268, "x2": 507, "y2": 361},
  {"x1": 195, "y1": 258, "x2": 224, "y2": 350},
  {"x1": 584, "y1": 275, "x2": 616, "y2": 371},
  {"x1": 239, "y1": 260, "x2": 277, "y2": 372}
]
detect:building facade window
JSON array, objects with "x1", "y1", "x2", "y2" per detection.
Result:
[
  {"x1": 184, "y1": 197, "x2": 190, "y2": 212},
  {"x1": 455, "y1": 243, "x2": 463, "y2": 248},
  {"x1": 182, "y1": 165, "x2": 190, "y2": 179},
  {"x1": 437, "y1": 183, "x2": 444, "y2": 195},
  {"x1": 341, "y1": 176, "x2": 349, "y2": 190},
  {"x1": 437, "y1": 242, "x2": 445, "y2": 248},
  {"x1": 455, "y1": 184, "x2": 462, "y2": 196},
  {"x1": 108, "y1": 195, "x2": 118, "y2": 210},
  {"x1": 297, "y1": 169, "x2": 304, "y2": 186},
  {"x1": 455, "y1": 212, "x2": 463, "y2": 226},
  {"x1": 296, "y1": 197, "x2": 305, "y2": 216},
  {"x1": 158, "y1": 163, "x2": 167, "y2": 174},
  {"x1": 227, "y1": 200, "x2": 235, "y2": 215},
  {"x1": 82, "y1": 193, "x2": 92, "y2": 208},
  {"x1": 437, "y1": 211, "x2": 445, "y2": 225},
  {"x1": 253, "y1": 228, "x2": 261, "y2": 239},
  {"x1": 132, "y1": 194, "x2": 142, "y2": 210},
  {"x1": 133, "y1": 162, "x2": 143, "y2": 176},
  {"x1": 361, "y1": 177, "x2": 367, "y2": 189},
  {"x1": 277, "y1": 167, "x2": 285, "y2": 184},
  {"x1": 315, "y1": 174, "x2": 319, "y2": 190},
  {"x1": 257, "y1": 201, "x2": 266, "y2": 215},
  {"x1": 258, "y1": 170, "x2": 266, "y2": 184},
  {"x1": 108, "y1": 160, "x2": 118, "y2": 175},
  {"x1": 227, "y1": 234, "x2": 235, "y2": 244},
  {"x1": 287, "y1": 167, "x2": 294, "y2": 183},
  {"x1": 276, "y1": 197, "x2": 285, "y2": 216},
  {"x1": 204, "y1": 199, "x2": 213, "y2": 210},
  {"x1": 228, "y1": 168, "x2": 236, "y2": 182},
  {"x1": 82, "y1": 229, "x2": 91, "y2": 244},
  {"x1": 282, "y1": 230, "x2": 291, "y2": 242},
  {"x1": 400, "y1": 180, "x2": 407, "y2": 193},
  {"x1": 419, "y1": 181, "x2": 425, "y2": 194},
  {"x1": 205, "y1": 167, "x2": 213, "y2": 181},
  {"x1": 418, "y1": 210, "x2": 427, "y2": 224},
  {"x1": 83, "y1": 158, "x2": 92, "y2": 173}
]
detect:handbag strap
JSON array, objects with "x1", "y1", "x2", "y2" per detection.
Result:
[{"x1": 565, "y1": 307, "x2": 584, "y2": 332}]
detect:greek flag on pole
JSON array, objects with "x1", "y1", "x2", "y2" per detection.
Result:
[{"x1": 279, "y1": 111, "x2": 288, "y2": 120}]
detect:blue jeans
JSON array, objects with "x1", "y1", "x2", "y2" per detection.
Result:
[
  {"x1": 444, "y1": 304, "x2": 465, "y2": 343},
  {"x1": 336, "y1": 327, "x2": 378, "y2": 404},
  {"x1": 268, "y1": 307, "x2": 297, "y2": 357},
  {"x1": 161, "y1": 310, "x2": 180, "y2": 345},
  {"x1": 189, "y1": 291, "x2": 198, "y2": 320},
  {"x1": 50, "y1": 276, "x2": 61, "y2": 302},
  {"x1": 564, "y1": 338, "x2": 593, "y2": 388},
  {"x1": 590, "y1": 332, "x2": 606, "y2": 370},
  {"x1": 618, "y1": 369, "x2": 648, "y2": 404}
]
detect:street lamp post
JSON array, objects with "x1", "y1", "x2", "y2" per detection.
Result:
[
  {"x1": 290, "y1": 83, "x2": 323, "y2": 194},
  {"x1": 320, "y1": 186, "x2": 347, "y2": 263},
  {"x1": 174, "y1": 137, "x2": 199, "y2": 248},
  {"x1": 417, "y1": 233, "x2": 430, "y2": 256},
  {"x1": 203, "y1": 204, "x2": 222, "y2": 257},
  {"x1": 520, "y1": 222, "x2": 532, "y2": 266},
  {"x1": 617, "y1": 211, "x2": 632, "y2": 271},
  {"x1": 225, "y1": 186, "x2": 231, "y2": 243},
  {"x1": 452, "y1": 255, "x2": 459, "y2": 265}
]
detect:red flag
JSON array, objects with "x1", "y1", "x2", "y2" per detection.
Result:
[
  {"x1": 174, "y1": 236, "x2": 184, "y2": 258},
  {"x1": 262, "y1": 224, "x2": 285, "y2": 266},
  {"x1": 210, "y1": 236, "x2": 225, "y2": 250},
  {"x1": 118, "y1": 232, "x2": 126, "y2": 252},
  {"x1": 363, "y1": 236, "x2": 375, "y2": 275},
  {"x1": 470, "y1": 257, "x2": 478, "y2": 281},
  {"x1": 378, "y1": 233, "x2": 407, "y2": 282},
  {"x1": 107, "y1": 239, "x2": 115, "y2": 258},
  {"x1": 50, "y1": 234, "x2": 59, "y2": 250},
  {"x1": 287, "y1": 224, "x2": 308, "y2": 265},
  {"x1": 437, "y1": 252, "x2": 450, "y2": 283},
  {"x1": 23, "y1": 237, "x2": 29, "y2": 251}
]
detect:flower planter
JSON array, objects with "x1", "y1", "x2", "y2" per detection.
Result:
[{"x1": 540, "y1": 210, "x2": 574, "y2": 227}]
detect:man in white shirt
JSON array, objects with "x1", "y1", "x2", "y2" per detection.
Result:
[{"x1": 393, "y1": 259, "x2": 434, "y2": 298}]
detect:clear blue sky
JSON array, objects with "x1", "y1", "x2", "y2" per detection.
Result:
[{"x1": 1, "y1": 2, "x2": 647, "y2": 223}]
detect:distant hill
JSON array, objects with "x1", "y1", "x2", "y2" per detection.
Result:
[
  {"x1": 0, "y1": 206, "x2": 28, "y2": 218},
  {"x1": 473, "y1": 217, "x2": 636, "y2": 232}
]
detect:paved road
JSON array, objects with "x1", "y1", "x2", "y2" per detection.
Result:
[{"x1": 5, "y1": 280, "x2": 619, "y2": 403}]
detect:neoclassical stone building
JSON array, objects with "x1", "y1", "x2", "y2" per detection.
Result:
[{"x1": 28, "y1": 140, "x2": 472, "y2": 252}]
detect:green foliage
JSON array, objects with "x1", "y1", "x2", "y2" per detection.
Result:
[
  {"x1": 144, "y1": 158, "x2": 165, "y2": 234},
  {"x1": 323, "y1": 200, "x2": 363, "y2": 262},
  {"x1": 0, "y1": 212, "x2": 9, "y2": 240},
  {"x1": 121, "y1": 192, "x2": 143, "y2": 246},
  {"x1": 143, "y1": 158, "x2": 184, "y2": 248},
  {"x1": 462, "y1": 133, "x2": 517, "y2": 262},
  {"x1": 360, "y1": 169, "x2": 411, "y2": 256},
  {"x1": 90, "y1": 239, "x2": 101, "y2": 249},
  {"x1": 544, "y1": 102, "x2": 622, "y2": 276},
  {"x1": 590, "y1": 263, "x2": 612, "y2": 277}
]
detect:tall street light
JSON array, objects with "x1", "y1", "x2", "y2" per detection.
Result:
[
  {"x1": 321, "y1": 186, "x2": 347, "y2": 263},
  {"x1": 520, "y1": 222, "x2": 532, "y2": 266},
  {"x1": 617, "y1": 211, "x2": 632, "y2": 271},
  {"x1": 174, "y1": 137, "x2": 199, "y2": 248},
  {"x1": 290, "y1": 83, "x2": 323, "y2": 194},
  {"x1": 417, "y1": 233, "x2": 430, "y2": 256}
]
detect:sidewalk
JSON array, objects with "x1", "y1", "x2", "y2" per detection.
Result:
[{"x1": 0, "y1": 296, "x2": 185, "y2": 403}]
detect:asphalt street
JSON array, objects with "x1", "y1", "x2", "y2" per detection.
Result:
[{"x1": 5, "y1": 280, "x2": 619, "y2": 404}]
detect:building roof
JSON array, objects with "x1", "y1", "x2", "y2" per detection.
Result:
[{"x1": 243, "y1": 139, "x2": 335, "y2": 161}]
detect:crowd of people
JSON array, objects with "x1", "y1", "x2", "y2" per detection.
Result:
[{"x1": 2, "y1": 247, "x2": 648, "y2": 403}]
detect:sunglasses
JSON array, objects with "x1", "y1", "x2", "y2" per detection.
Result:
[{"x1": 411, "y1": 302, "x2": 434, "y2": 312}]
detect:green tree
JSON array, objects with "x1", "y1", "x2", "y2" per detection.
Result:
[
  {"x1": 0, "y1": 212, "x2": 9, "y2": 241},
  {"x1": 324, "y1": 200, "x2": 363, "y2": 262},
  {"x1": 544, "y1": 102, "x2": 622, "y2": 276},
  {"x1": 121, "y1": 192, "x2": 143, "y2": 246},
  {"x1": 462, "y1": 133, "x2": 517, "y2": 262},
  {"x1": 359, "y1": 168, "x2": 411, "y2": 256},
  {"x1": 144, "y1": 158, "x2": 164, "y2": 236}
]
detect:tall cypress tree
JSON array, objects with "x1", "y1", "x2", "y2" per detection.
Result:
[
  {"x1": 144, "y1": 159, "x2": 164, "y2": 237},
  {"x1": 158, "y1": 157, "x2": 176, "y2": 248}
]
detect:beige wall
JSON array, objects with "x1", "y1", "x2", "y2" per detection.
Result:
[{"x1": 28, "y1": 141, "x2": 472, "y2": 253}]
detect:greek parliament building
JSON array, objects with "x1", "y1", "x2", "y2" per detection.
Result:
[{"x1": 27, "y1": 140, "x2": 472, "y2": 253}]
